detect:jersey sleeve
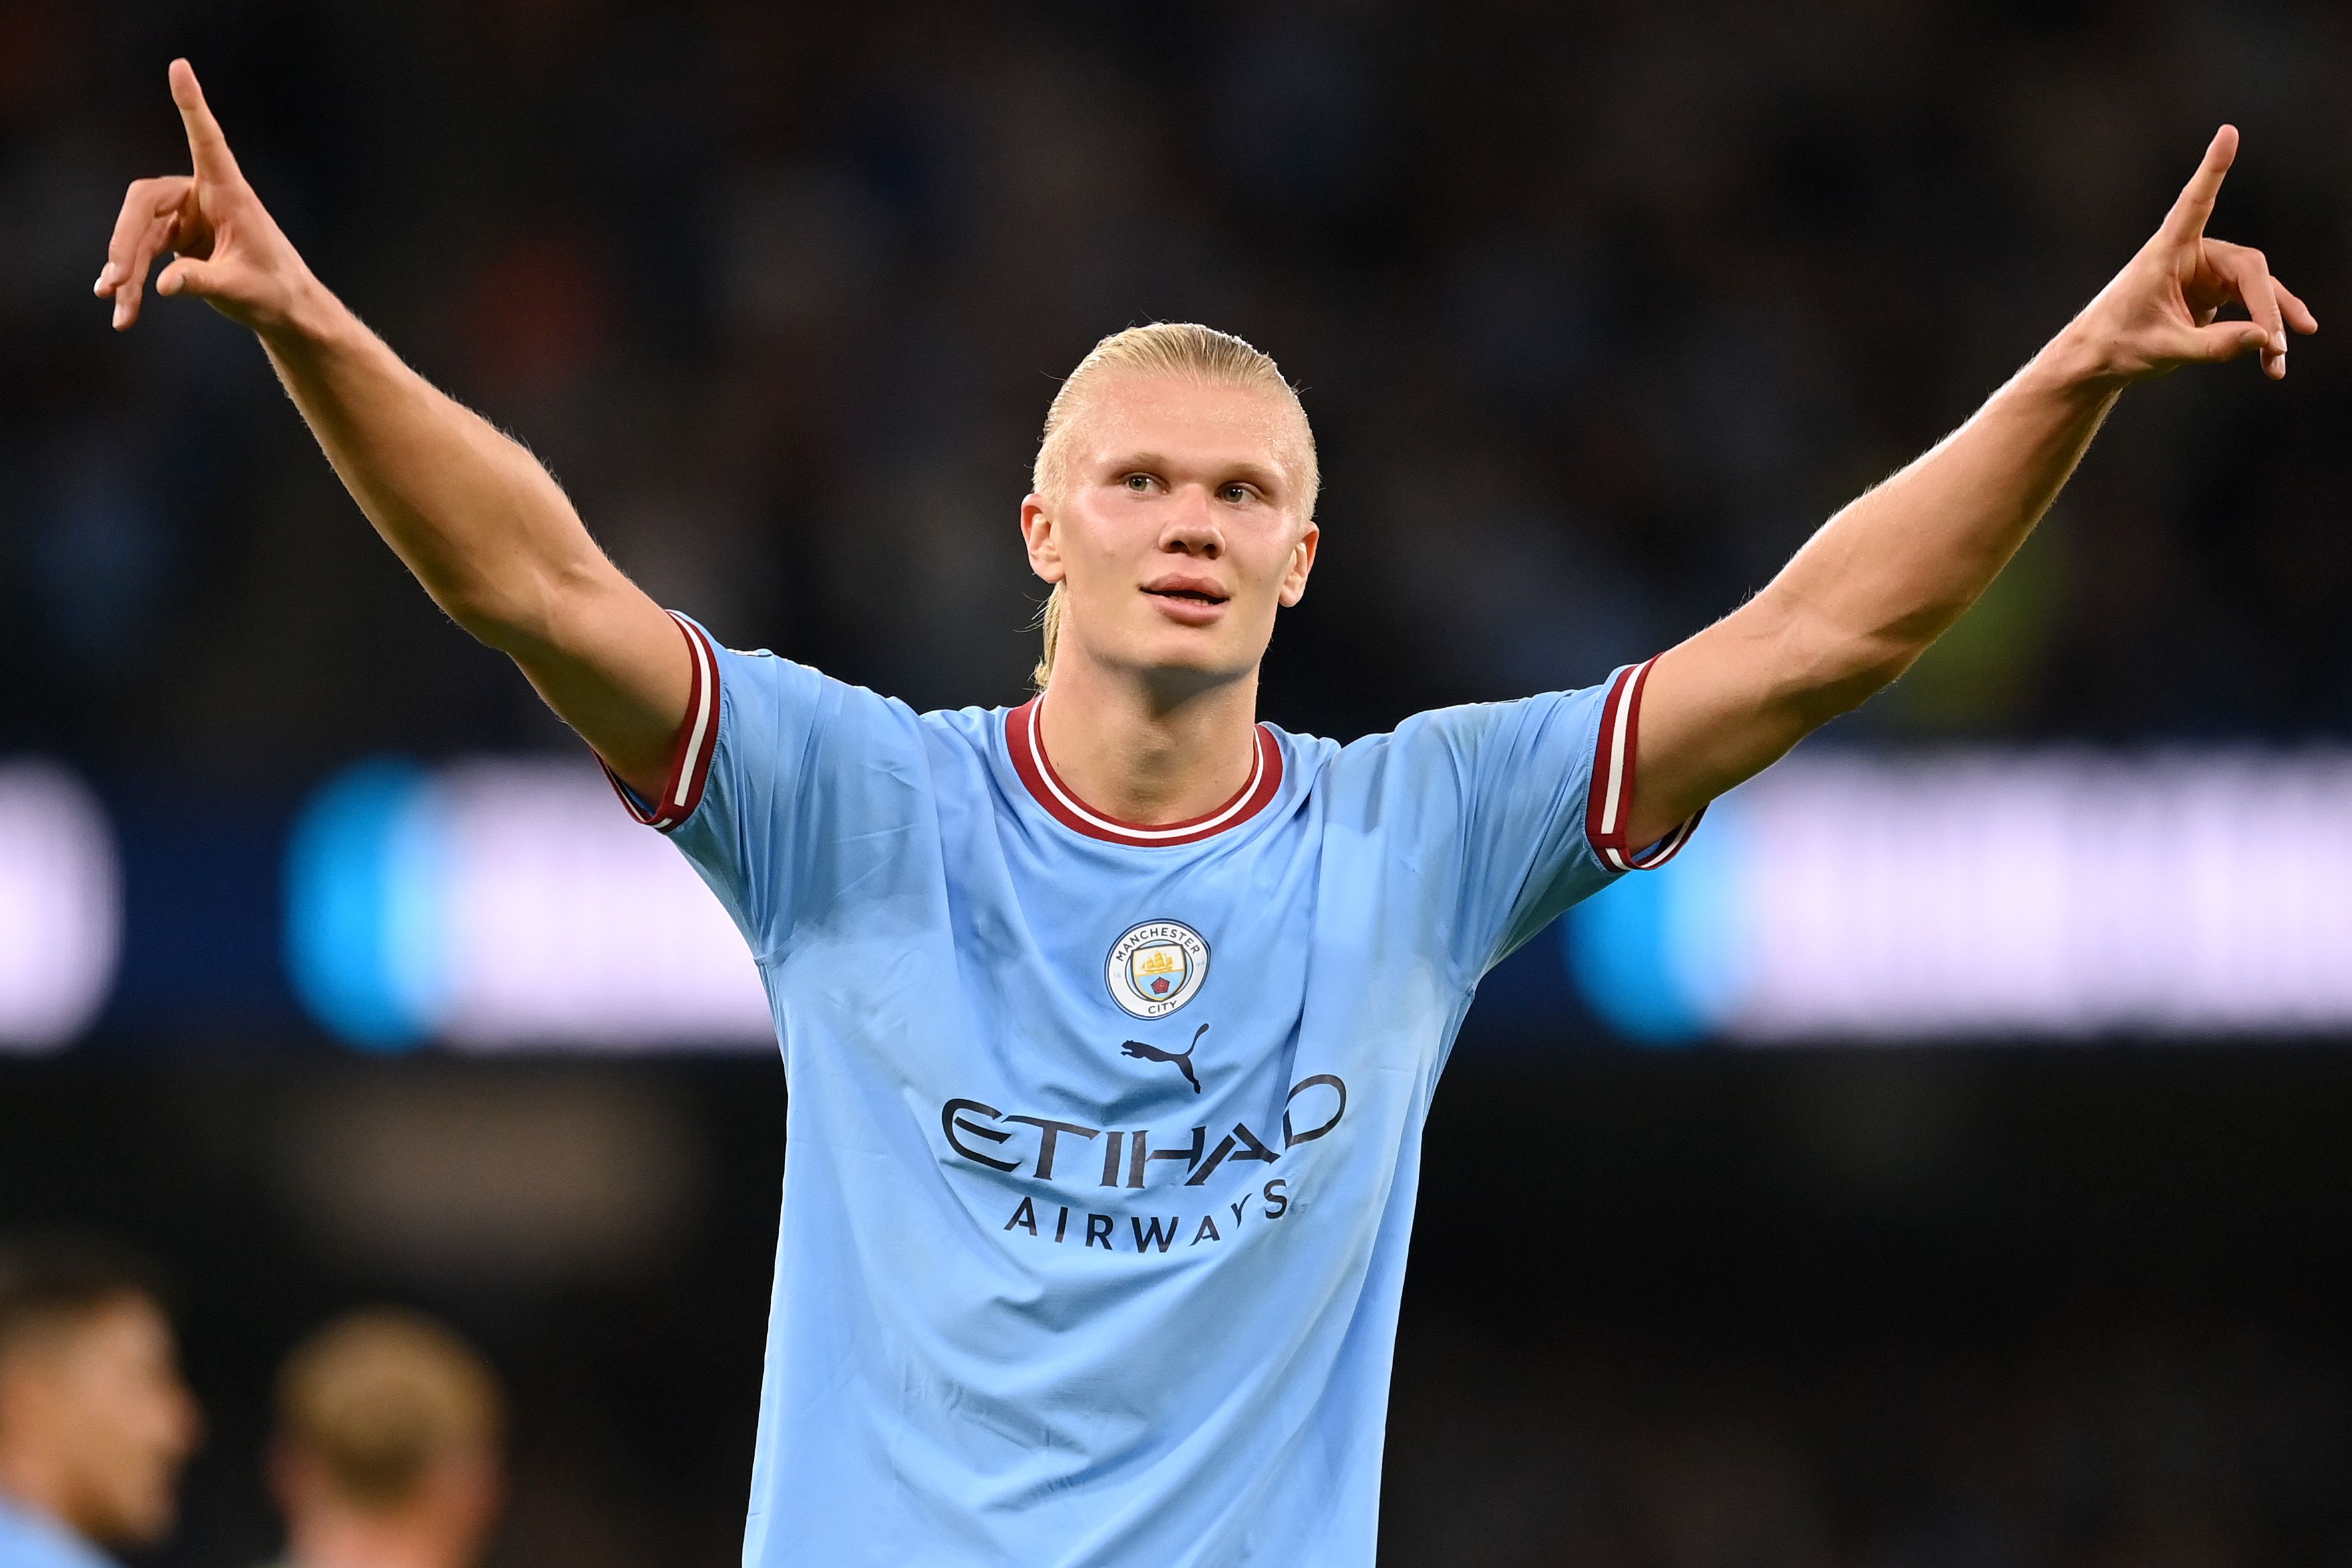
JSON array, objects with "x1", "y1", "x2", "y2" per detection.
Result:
[
  {"x1": 600, "y1": 612, "x2": 928, "y2": 963},
  {"x1": 1414, "y1": 655, "x2": 1704, "y2": 978}
]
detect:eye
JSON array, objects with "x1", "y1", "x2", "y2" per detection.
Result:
[
  {"x1": 1123, "y1": 473, "x2": 1156, "y2": 493},
  {"x1": 1219, "y1": 483, "x2": 1255, "y2": 504}
]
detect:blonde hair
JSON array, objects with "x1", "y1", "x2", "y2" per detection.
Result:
[
  {"x1": 1030, "y1": 323, "x2": 1317, "y2": 688},
  {"x1": 276, "y1": 1308, "x2": 504, "y2": 1510}
]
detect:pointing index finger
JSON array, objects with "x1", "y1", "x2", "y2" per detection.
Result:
[
  {"x1": 2159, "y1": 125, "x2": 2238, "y2": 244},
  {"x1": 168, "y1": 58, "x2": 240, "y2": 182}
]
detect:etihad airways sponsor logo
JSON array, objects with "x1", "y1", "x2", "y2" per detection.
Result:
[
  {"x1": 941, "y1": 1072, "x2": 1346, "y2": 1255},
  {"x1": 999, "y1": 1181, "x2": 1292, "y2": 1253},
  {"x1": 941, "y1": 1073, "x2": 1345, "y2": 1188}
]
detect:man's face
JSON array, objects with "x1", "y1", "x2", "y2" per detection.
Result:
[
  {"x1": 0, "y1": 1297, "x2": 200, "y2": 1545},
  {"x1": 1022, "y1": 374, "x2": 1318, "y2": 690},
  {"x1": 273, "y1": 1444, "x2": 507, "y2": 1559}
]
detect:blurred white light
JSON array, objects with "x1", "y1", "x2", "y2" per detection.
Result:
[
  {"x1": 1568, "y1": 750, "x2": 2352, "y2": 1041},
  {"x1": 0, "y1": 762, "x2": 120, "y2": 1051},
  {"x1": 434, "y1": 760, "x2": 771, "y2": 1049},
  {"x1": 289, "y1": 758, "x2": 771, "y2": 1051}
]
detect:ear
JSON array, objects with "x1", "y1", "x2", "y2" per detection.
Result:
[
  {"x1": 1276, "y1": 520, "x2": 1319, "y2": 607},
  {"x1": 1019, "y1": 492, "x2": 1067, "y2": 586}
]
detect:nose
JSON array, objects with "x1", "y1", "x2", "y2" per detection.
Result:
[{"x1": 1159, "y1": 484, "x2": 1224, "y2": 559}]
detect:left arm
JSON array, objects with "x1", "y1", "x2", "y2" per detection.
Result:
[{"x1": 1623, "y1": 125, "x2": 2317, "y2": 849}]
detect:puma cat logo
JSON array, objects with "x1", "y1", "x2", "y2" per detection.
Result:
[{"x1": 1120, "y1": 1023, "x2": 1209, "y2": 1094}]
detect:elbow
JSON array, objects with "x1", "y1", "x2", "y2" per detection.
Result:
[
  {"x1": 437, "y1": 553, "x2": 608, "y2": 657},
  {"x1": 1768, "y1": 607, "x2": 1945, "y2": 730},
  {"x1": 436, "y1": 577, "x2": 563, "y2": 657},
  {"x1": 434, "y1": 581, "x2": 536, "y2": 651},
  {"x1": 1788, "y1": 659, "x2": 1906, "y2": 730}
]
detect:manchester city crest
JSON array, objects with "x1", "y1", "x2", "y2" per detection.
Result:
[{"x1": 1104, "y1": 919, "x2": 1210, "y2": 1019}]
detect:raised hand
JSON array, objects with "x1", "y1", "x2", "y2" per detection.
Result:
[
  {"x1": 94, "y1": 59, "x2": 315, "y2": 334},
  {"x1": 2069, "y1": 125, "x2": 2319, "y2": 383}
]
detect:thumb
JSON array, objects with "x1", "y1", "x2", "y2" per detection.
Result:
[
  {"x1": 155, "y1": 255, "x2": 226, "y2": 299},
  {"x1": 2186, "y1": 319, "x2": 2270, "y2": 363}
]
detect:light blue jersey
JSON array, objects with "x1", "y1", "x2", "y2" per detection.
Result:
[
  {"x1": 612, "y1": 615, "x2": 1695, "y2": 1566},
  {"x1": 0, "y1": 1496, "x2": 114, "y2": 1568}
]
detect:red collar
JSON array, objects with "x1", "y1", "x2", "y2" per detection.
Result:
[{"x1": 1005, "y1": 698, "x2": 1284, "y2": 847}]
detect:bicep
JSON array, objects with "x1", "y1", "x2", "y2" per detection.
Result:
[
  {"x1": 1624, "y1": 604, "x2": 1819, "y2": 848},
  {"x1": 506, "y1": 564, "x2": 695, "y2": 800}
]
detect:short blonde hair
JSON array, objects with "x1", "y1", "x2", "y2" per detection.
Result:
[
  {"x1": 1030, "y1": 323, "x2": 1317, "y2": 688},
  {"x1": 276, "y1": 1308, "x2": 504, "y2": 1510}
]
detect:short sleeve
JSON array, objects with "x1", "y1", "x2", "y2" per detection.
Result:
[
  {"x1": 1415, "y1": 656, "x2": 1704, "y2": 977},
  {"x1": 601, "y1": 613, "x2": 931, "y2": 963}
]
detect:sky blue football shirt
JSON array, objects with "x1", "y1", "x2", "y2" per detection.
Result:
[
  {"x1": 611, "y1": 615, "x2": 1695, "y2": 1567},
  {"x1": 0, "y1": 1495, "x2": 116, "y2": 1568}
]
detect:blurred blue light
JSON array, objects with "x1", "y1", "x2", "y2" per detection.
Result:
[
  {"x1": 284, "y1": 760, "x2": 449, "y2": 1050},
  {"x1": 1562, "y1": 798, "x2": 1751, "y2": 1045}
]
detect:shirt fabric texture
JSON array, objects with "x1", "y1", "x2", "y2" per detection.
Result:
[{"x1": 620, "y1": 615, "x2": 1691, "y2": 1567}]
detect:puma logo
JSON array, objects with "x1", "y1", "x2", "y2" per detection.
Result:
[{"x1": 1120, "y1": 1023, "x2": 1208, "y2": 1094}]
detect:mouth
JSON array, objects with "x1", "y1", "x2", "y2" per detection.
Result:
[
  {"x1": 1141, "y1": 581, "x2": 1232, "y2": 625},
  {"x1": 1144, "y1": 587, "x2": 1228, "y2": 605}
]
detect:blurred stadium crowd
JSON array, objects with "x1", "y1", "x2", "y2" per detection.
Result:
[
  {"x1": 3, "y1": 0, "x2": 2349, "y2": 1564},
  {"x1": 5, "y1": 0, "x2": 2349, "y2": 768},
  {"x1": 7, "y1": 1058, "x2": 2351, "y2": 1567}
]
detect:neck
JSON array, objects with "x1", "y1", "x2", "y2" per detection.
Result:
[
  {"x1": 1036, "y1": 651, "x2": 1261, "y2": 826},
  {"x1": 287, "y1": 1508, "x2": 470, "y2": 1568}
]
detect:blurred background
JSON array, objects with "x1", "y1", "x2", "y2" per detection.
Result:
[{"x1": 3, "y1": 0, "x2": 2350, "y2": 1563}]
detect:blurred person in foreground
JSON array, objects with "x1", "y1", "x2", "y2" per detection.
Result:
[
  {"x1": 0, "y1": 1242, "x2": 200, "y2": 1568},
  {"x1": 261, "y1": 1310, "x2": 504, "y2": 1568},
  {"x1": 96, "y1": 57, "x2": 2317, "y2": 1567}
]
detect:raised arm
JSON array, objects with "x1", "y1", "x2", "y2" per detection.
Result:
[
  {"x1": 95, "y1": 61, "x2": 689, "y2": 800},
  {"x1": 1621, "y1": 126, "x2": 2318, "y2": 850}
]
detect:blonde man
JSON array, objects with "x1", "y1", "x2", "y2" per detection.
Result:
[
  {"x1": 263, "y1": 1310, "x2": 504, "y2": 1568},
  {"x1": 98, "y1": 58, "x2": 2312, "y2": 1567}
]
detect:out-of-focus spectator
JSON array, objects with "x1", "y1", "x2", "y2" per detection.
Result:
[
  {"x1": 0, "y1": 1240, "x2": 200, "y2": 1568},
  {"x1": 262, "y1": 1309, "x2": 506, "y2": 1568}
]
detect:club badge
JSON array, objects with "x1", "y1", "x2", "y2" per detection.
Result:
[{"x1": 1105, "y1": 919, "x2": 1210, "y2": 1019}]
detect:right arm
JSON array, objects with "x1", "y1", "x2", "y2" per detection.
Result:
[
  {"x1": 96, "y1": 59, "x2": 689, "y2": 799},
  {"x1": 1619, "y1": 126, "x2": 2311, "y2": 851}
]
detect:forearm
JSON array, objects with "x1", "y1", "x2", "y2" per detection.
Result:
[
  {"x1": 1755, "y1": 329, "x2": 2120, "y2": 723},
  {"x1": 257, "y1": 277, "x2": 620, "y2": 654},
  {"x1": 1580, "y1": 126, "x2": 2305, "y2": 852},
  {"x1": 255, "y1": 277, "x2": 688, "y2": 790},
  {"x1": 1625, "y1": 330, "x2": 2124, "y2": 842}
]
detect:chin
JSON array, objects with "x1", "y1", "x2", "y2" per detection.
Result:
[
  {"x1": 1127, "y1": 628, "x2": 1261, "y2": 683},
  {"x1": 94, "y1": 1490, "x2": 176, "y2": 1548},
  {"x1": 1138, "y1": 652, "x2": 1252, "y2": 689}
]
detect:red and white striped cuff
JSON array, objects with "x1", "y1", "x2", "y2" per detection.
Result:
[
  {"x1": 1584, "y1": 656, "x2": 1704, "y2": 873},
  {"x1": 602, "y1": 611, "x2": 721, "y2": 833}
]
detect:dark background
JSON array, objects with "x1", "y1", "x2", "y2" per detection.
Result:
[{"x1": 3, "y1": 0, "x2": 2349, "y2": 1563}]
